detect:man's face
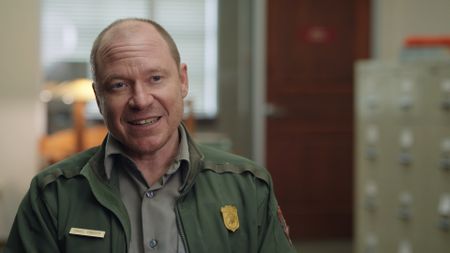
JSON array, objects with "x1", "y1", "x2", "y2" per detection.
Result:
[{"x1": 94, "y1": 22, "x2": 188, "y2": 158}]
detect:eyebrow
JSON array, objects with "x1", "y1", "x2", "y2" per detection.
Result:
[
  {"x1": 100, "y1": 74, "x2": 128, "y2": 86},
  {"x1": 101, "y1": 67, "x2": 170, "y2": 84}
]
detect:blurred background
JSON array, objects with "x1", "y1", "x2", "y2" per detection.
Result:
[{"x1": 1, "y1": 0, "x2": 450, "y2": 252}]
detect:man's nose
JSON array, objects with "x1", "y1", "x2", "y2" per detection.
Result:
[{"x1": 128, "y1": 83, "x2": 154, "y2": 109}]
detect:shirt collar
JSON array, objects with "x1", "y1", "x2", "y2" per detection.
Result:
[{"x1": 104, "y1": 125, "x2": 190, "y2": 180}]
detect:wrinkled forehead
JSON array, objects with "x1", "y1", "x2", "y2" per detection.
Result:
[{"x1": 96, "y1": 21, "x2": 169, "y2": 62}]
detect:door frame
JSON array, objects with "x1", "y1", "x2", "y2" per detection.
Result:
[{"x1": 251, "y1": 0, "x2": 267, "y2": 166}]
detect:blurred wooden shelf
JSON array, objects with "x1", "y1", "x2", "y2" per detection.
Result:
[{"x1": 39, "y1": 125, "x2": 107, "y2": 164}]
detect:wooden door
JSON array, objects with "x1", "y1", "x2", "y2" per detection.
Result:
[{"x1": 266, "y1": 0, "x2": 370, "y2": 239}]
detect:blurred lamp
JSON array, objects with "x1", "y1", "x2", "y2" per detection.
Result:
[{"x1": 41, "y1": 78, "x2": 96, "y2": 152}]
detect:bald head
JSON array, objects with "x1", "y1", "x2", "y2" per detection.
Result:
[{"x1": 90, "y1": 18, "x2": 181, "y2": 83}]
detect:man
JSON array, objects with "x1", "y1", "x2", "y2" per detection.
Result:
[{"x1": 5, "y1": 18, "x2": 296, "y2": 253}]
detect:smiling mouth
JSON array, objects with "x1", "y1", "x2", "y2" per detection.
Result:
[{"x1": 129, "y1": 117, "x2": 161, "y2": 126}]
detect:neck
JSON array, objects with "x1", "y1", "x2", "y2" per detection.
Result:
[{"x1": 130, "y1": 131, "x2": 180, "y2": 186}]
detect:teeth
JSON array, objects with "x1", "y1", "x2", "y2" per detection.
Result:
[{"x1": 132, "y1": 117, "x2": 159, "y2": 125}]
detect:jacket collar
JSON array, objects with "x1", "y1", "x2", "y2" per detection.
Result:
[
  {"x1": 80, "y1": 123, "x2": 205, "y2": 201},
  {"x1": 80, "y1": 141, "x2": 131, "y2": 247},
  {"x1": 180, "y1": 126, "x2": 205, "y2": 194}
]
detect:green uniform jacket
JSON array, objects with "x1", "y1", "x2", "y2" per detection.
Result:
[{"x1": 5, "y1": 134, "x2": 296, "y2": 253}]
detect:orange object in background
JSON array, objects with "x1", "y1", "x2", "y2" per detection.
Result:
[
  {"x1": 405, "y1": 36, "x2": 450, "y2": 47},
  {"x1": 183, "y1": 100, "x2": 196, "y2": 135},
  {"x1": 39, "y1": 78, "x2": 102, "y2": 165},
  {"x1": 39, "y1": 125, "x2": 107, "y2": 165}
]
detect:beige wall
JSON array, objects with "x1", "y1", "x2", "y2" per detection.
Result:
[
  {"x1": 375, "y1": 0, "x2": 450, "y2": 59},
  {"x1": 0, "y1": 0, "x2": 42, "y2": 239}
]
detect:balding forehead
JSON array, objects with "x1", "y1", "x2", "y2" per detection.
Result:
[
  {"x1": 100, "y1": 21, "x2": 158, "y2": 45},
  {"x1": 96, "y1": 21, "x2": 167, "y2": 64}
]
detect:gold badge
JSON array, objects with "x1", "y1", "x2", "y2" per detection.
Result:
[{"x1": 221, "y1": 205, "x2": 239, "y2": 232}]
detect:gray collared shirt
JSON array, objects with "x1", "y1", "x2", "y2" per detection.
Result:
[{"x1": 104, "y1": 126, "x2": 189, "y2": 253}]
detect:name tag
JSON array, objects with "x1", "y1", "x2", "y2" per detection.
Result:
[{"x1": 69, "y1": 227, "x2": 105, "y2": 239}]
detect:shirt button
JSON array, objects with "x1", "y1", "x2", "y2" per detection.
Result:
[
  {"x1": 145, "y1": 190, "x2": 155, "y2": 198},
  {"x1": 149, "y1": 239, "x2": 158, "y2": 249}
]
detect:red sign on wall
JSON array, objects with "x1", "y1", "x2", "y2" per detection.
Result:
[{"x1": 299, "y1": 25, "x2": 336, "y2": 44}]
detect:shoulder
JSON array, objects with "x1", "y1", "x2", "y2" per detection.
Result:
[
  {"x1": 34, "y1": 147, "x2": 100, "y2": 190},
  {"x1": 198, "y1": 144, "x2": 271, "y2": 184}
]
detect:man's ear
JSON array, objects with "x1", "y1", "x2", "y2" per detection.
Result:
[
  {"x1": 92, "y1": 82, "x2": 103, "y2": 114},
  {"x1": 180, "y1": 63, "x2": 189, "y2": 98}
]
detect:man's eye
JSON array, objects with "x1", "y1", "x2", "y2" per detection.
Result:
[
  {"x1": 110, "y1": 82, "x2": 127, "y2": 90},
  {"x1": 151, "y1": 75, "x2": 162, "y2": 82}
]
